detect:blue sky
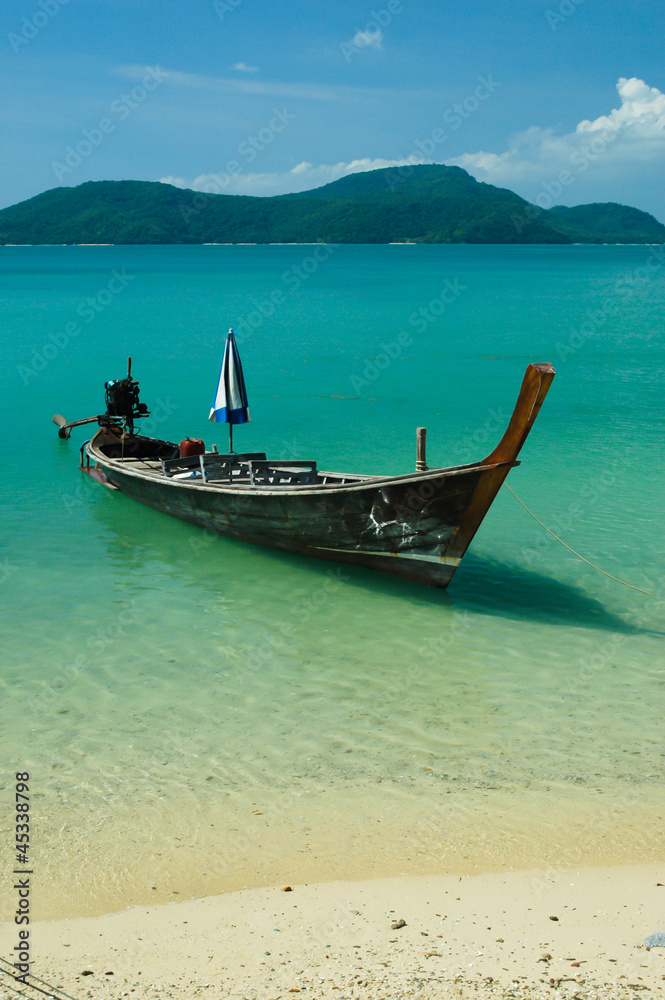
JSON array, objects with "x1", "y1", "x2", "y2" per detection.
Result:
[{"x1": 1, "y1": 0, "x2": 664, "y2": 218}]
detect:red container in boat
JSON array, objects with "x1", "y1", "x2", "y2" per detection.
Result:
[{"x1": 179, "y1": 438, "x2": 205, "y2": 458}]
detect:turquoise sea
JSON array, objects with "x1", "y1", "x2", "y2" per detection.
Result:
[{"x1": 1, "y1": 244, "x2": 664, "y2": 920}]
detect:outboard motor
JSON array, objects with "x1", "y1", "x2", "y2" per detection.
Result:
[
  {"x1": 103, "y1": 357, "x2": 149, "y2": 434},
  {"x1": 52, "y1": 356, "x2": 150, "y2": 439}
]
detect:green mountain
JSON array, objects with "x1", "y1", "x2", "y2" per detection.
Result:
[
  {"x1": 546, "y1": 203, "x2": 665, "y2": 243},
  {"x1": 0, "y1": 166, "x2": 663, "y2": 245}
]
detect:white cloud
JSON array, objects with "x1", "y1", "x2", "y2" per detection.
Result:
[
  {"x1": 114, "y1": 64, "x2": 408, "y2": 104},
  {"x1": 446, "y1": 77, "x2": 665, "y2": 186},
  {"x1": 159, "y1": 156, "x2": 427, "y2": 198},
  {"x1": 115, "y1": 64, "x2": 346, "y2": 102},
  {"x1": 156, "y1": 77, "x2": 665, "y2": 215},
  {"x1": 232, "y1": 62, "x2": 259, "y2": 73},
  {"x1": 284, "y1": 156, "x2": 417, "y2": 188}
]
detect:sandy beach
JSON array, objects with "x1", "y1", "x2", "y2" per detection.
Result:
[{"x1": 2, "y1": 864, "x2": 665, "y2": 999}]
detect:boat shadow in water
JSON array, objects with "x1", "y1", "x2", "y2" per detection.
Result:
[
  {"x1": 314, "y1": 550, "x2": 652, "y2": 637},
  {"x1": 442, "y1": 553, "x2": 655, "y2": 635},
  {"x1": 90, "y1": 486, "x2": 651, "y2": 637}
]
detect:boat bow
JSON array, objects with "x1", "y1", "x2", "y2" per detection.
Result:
[{"x1": 444, "y1": 362, "x2": 555, "y2": 563}]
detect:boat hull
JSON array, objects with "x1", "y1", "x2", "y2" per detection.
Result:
[
  {"x1": 78, "y1": 362, "x2": 555, "y2": 588},
  {"x1": 90, "y1": 453, "x2": 498, "y2": 587}
]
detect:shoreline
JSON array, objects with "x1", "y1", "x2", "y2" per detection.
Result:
[
  {"x1": 2, "y1": 863, "x2": 664, "y2": 998},
  {"x1": 5, "y1": 783, "x2": 664, "y2": 923}
]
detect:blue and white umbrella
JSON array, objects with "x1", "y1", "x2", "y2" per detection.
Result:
[{"x1": 209, "y1": 329, "x2": 251, "y2": 452}]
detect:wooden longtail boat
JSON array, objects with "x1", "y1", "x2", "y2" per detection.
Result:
[{"x1": 55, "y1": 362, "x2": 554, "y2": 588}]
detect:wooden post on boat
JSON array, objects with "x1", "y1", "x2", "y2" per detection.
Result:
[{"x1": 416, "y1": 427, "x2": 427, "y2": 472}]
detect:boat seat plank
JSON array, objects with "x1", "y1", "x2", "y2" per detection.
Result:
[
  {"x1": 201, "y1": 461, "x2": 251, "y2": 484},
  {"x1": 161, "y1": 451, "x2": 267, "y2": 477},
  {"x1": 247, "y1": 459, "x2": 318, "y2": 486}
]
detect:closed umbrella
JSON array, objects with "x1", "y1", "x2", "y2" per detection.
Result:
[{"x1": 209, "y1": 329, "x2": 251, "y2": 452}]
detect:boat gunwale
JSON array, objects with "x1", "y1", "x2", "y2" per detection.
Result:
[{"x1": 86, "y1": 438, "x2": 516, "y2": 497}]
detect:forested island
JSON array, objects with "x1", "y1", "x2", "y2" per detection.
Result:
[{"x1": 1, "y1": 164, "x2": 664, "y2": 245}]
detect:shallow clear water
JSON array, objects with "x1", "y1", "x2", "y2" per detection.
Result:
[{"x1": 1, "y1": 244, "x2": 664, "y2": 918}]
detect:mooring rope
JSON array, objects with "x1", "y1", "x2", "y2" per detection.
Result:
[{"x1": 504, "y1": 483, "x2": 654, "y2": 595}]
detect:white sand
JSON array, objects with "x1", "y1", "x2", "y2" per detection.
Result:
[{"x1": 2, "y1": 864, "x2": 665, "y2": 999}]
